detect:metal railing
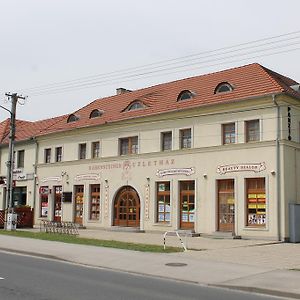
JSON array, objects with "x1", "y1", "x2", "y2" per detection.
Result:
[
  {"x1": 163, "y1": 230, "x2": 187, "y2": 251},
  {"x1": 40, "y1": 220, "x2": 79, "y2": 236}
]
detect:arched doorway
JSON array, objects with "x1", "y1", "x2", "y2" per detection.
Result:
[{"x1": 113, "y1": 186, "x2": 140, "y2": 227}]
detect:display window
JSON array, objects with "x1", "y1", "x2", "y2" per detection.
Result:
[
  {"x1": 246, "y1": 178, "x2": 266, "y2": 227},
  {"x1": 40, "y1": 186, "x2": 49, "y2": 217},
  {"x1": 89, "y1": 184, "x2": 100, "y2": 220},
  {"x1": 179, "y1": 180, "x2": 195, "y2": 229},
  {"x1": 74, "y1": 185, "x2": 84, "y2": 224},
  {"x1": 156, "y1": 182, "x2": 170, "y2": 223}
]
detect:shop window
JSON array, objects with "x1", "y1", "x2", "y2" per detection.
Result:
[
  {"x1": 79, "y1": 143, "x2": 87, "y2": 159},
  {"x1": 119, "y1": 136, "x2": 138, "y2": 155},
  {"x1": 179, "y1": 128, "x2": 191, "y2": 149},
  {"x1": 13, "y1": 187, "x2": 27, "y2": 207},
  {"x1": 246, "y1": 178, "x2": 266, "y2": 227},
  {"x1": 161, "y1": 131, "x2": 172, "y2": 151},
  {"x1": 156, "y1": 182, "x2": 170, "y2": 223},
  {"x1": 17, "y1": 150, "x2": 25, "y2": 168},
  {"x1": 222, "y1": 123, "x2": 236, "y2": 144},
  {"x1": 44, "y1": 148, "x2": 51, "y2": 163},
  {"x1": 92, "y1": 141, "x2": 100, "y2": 158},
  {"x1": 39, "y1": 186, "x2": 49, "y2": 217},
  {"x1": 90, "y1": 184, "x2": 100, "y2": 220},
  {"x1": 55, "y1": 147, "x2": 62, "y2": 162},
  {"x1": 246, "y1": 119, "x2": 260, "y2": 142}
]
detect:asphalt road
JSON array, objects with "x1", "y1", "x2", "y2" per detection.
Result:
[{"x1": 0, "y1": 251, "x2": 286, "y2": 300}]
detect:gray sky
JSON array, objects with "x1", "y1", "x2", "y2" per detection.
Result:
[{"x1": 1, "y1": 0, "x2": 300, "y2": 122}]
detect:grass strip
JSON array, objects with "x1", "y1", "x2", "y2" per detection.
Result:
[{"x1": 0, "y1": 230, "x2": 182, "y2": 253}]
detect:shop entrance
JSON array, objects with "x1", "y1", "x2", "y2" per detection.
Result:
[
  {"x1": 53, "y1": 186, "x2": 62, "y2": 222},
  {"x1": 179, "y1": 181, "x2": 195, "y2": 230},
  {"x1": 217, "y1": 179, "x2": 235, "y2": 232},
  {"x1": 113, "y1": 186, "x2": 140, "y2": 227},
  {"x1": 74, "y1": 185, "x2": 84, "y2": 225}
]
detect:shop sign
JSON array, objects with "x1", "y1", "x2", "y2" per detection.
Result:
[
  {"x1": 74, "y1": 174, "x2": 100, "y2": 181},
  {"x1": 217, "y1": 162, "x2": 266, "y2": 175},
  {"x1": 13, "y1": 173, "x2": 27, "y2": 181},
  {"x1": 41, "y1": 176, "x2": 62, "y2": 183},
  {"x1": 39, "y1": 187, "x2": 50, "y2": 195},
  {"x1": 156, "y1": 167, "x2": 195, "y2": 178}
]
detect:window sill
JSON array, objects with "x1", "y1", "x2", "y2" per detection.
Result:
[
  {"x1": 153, "y1": 222, "x2": 172, "y2": 227},
  {"x1": 243, "y1": 226, "x2": 268, "y2": 231}
]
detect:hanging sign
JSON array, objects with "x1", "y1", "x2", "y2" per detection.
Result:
[
  {"x1": 217, "y1": 162, "x2": 266, "y2": 175},
  {"x1": 156, "y1": 167, "x2": 195, "y2": 178}
]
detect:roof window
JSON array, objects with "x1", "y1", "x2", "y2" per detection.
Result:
[
  {"x1": 67, "y1": 114, "x2": 79, "y2": 123},
  {"x1": 214, "y1": 82, "x2": 233, "y2": 94},
  {"x1": 126, "y1": 101, "x2": 145, "y2": 111},
  {"x1": 177, "y1": 90, "x2": 195, "y2": 101},
  {"x1": 89, "y1": 109, "x2": 103, "y2": 119}
]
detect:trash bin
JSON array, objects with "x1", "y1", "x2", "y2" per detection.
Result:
[
  {"x1": 289, "y1": 203, "x2": 300, "y2": 243},
  {"x1": 6, "y1": 212, "x2": 17, "y2": 231}
]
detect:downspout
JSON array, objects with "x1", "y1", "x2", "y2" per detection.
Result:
[
  {"x1": 273, "y1": 95, "x2": 281, "y2": 241},
  {"x1": 32, "y1": 137, "x2": 39, "y2": 223}
]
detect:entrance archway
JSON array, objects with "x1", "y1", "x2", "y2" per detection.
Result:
[{"x1": 113, "y1": 186, "x2": 140, "y2": 227}]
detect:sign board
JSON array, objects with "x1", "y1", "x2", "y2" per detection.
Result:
[
  {"x1": 74, "y1": 174, "x2": 100, "y2": 181},
  {"x1": 156, "y1": 167, "x2": 195, "y2": 178},
  {"x1": 39, "y1": 186, "x2": 50, "y2": 195},
  {"x1": 62, "y1": 192, "x2": 72, "y2": 202},
  {"x1": 217, "y1": 162, "x2": 266, "y2": 175}
]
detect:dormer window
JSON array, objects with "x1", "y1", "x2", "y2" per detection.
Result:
[
  {"x1": 67, "y1": 114, "x2": 79, "y2": 123},
  {"x1": 214, "y1": 82, "x2": 233, "y2": 94},
  {"x1": 126, "y1": 101, "x2": 145, "y2": 111},
  {"x1": 89, "y1": 109, "x2": 103, "y2": 119},
  {"x1": 177, "y1": 90, "x2": 194, "y2": 101}
]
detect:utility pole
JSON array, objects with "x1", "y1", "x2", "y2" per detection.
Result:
[{"x1": 4, "y1": 93, "x2": 25, "y2": 230}]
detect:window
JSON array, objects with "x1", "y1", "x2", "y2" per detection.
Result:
[
  {"x1": 126, "y1": 101, "x2": 144, "y2": 111},
  {"x1": 177, "y1": 90, "x2": 194, "y2": 101},
  {"x1": 246, "y1": 178, "x2": 266, "y2": 227},
  {"x1": 39, "y1": 186, "x2": 49, "y2": 217},
  {"x1": 246, "y1": 119, "x2": 260, "y2": 142},
  {"x1": 67, "y1": 114, "x2": 79, "y2": 123},
  {"x1": 17, "y1": 150, "x2": 25, "y2": 168},
  {"x1": 222, "y1": 123, "x2": 236, "y2": 144},
  {"x1": 157, "y1": 182, "x2": 170, "y2": 223},
  {"x1": 44, "y1": 148, "x2": 51, "y2": 163},
  {"x1": 55, "y1": 147, "x2": 62, "y2": 162},
  {"x1": 90, "y1": 184, "x2": 100, "y2": 220},
  {"x1": 180, "y1": 129, "x2": 191, "y2": 149},
  {"x1": 92, "y1": 141, "x2": 100, "y2": 158},
  {"x1": 119, "y1": 136, "x2": 138, "y2": 155},
  {"x1": 90, "y1": 109, "x2": 103, "y2": 119},
  {"x1": 161, "y1": 131, "x2": 172, "y2": 151},
  {"x1": 180, "y1": 181, "x2": 195, "y2": 229},
  {"x1": 214, "y1": 82, "x2": 233, "y2": 94},
  {"x1": 79, "y1": 143, "x2": 87, "y2": 159}
]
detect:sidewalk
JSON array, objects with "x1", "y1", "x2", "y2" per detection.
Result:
[{"x1": 0, "y1": 229, "x2": 300, "y2": 299}]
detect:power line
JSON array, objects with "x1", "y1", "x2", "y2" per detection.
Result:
[{"x1": 19, "y1": 30, "x2": 300, "y2": 95}]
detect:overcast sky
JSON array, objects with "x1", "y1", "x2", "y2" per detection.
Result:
[{"x1": 1, "y1": 0, "x2": 300, "y2": 122}]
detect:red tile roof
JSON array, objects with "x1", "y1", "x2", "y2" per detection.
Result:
[{"x1": 1, "y1": 63, "x2": 299, "y2": 144}]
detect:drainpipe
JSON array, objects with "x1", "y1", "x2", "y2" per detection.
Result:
[
  {"x1": 273, "y1": 95, "x2": 281, "y2": 241},
  {"x1": 32, "y1": 137, "x2": 39, "y2": 223}
]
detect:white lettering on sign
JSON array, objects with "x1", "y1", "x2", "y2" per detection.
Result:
[
  {"x1": 217, "y1": 162, "x2": 266, "y2": 175},
  {"x1": 41, "y1": 176, "x2": 62, "y2": 183},
  {"x1": 74, "y1": 174, "x2": 100, "y2": 181},
  {"x1": 156, "y1": 168, "x2": 195, "y2": 178}
]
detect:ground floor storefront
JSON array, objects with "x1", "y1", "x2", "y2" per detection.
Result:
[{"x1": 32, "y1": 145, "x2": 287, "y2": 240}]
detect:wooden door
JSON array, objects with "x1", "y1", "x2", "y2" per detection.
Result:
[
  {"x1": 54, "y1": 186, "x2": 62, "y2": 222},
  {"x1": 74, "y1": 185, "x2": 84, "y2": 225},
  {"x1": 180, "y1": 181, "x2": 195, "y2": 230},
  {"x1": 217, "y1": 179, "x2": 235, "y2": 232},
  {"x1": 114, "y1": 186, "x2": 140, "y2": 227}
]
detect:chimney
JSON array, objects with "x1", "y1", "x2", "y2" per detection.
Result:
[{"x1": 116, "y1": 88, "x2": 131, "y2": 95}]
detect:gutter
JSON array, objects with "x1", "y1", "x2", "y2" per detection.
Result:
[
  {"x1": 273, "y1": 95, "x2": 281, "y2": 241},
  {"x1": 32, "y1": 137, "x2": 39, "y2": 219}
]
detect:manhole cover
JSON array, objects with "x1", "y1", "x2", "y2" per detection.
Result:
[{"x1": 165, "y1": 262, "x2": 187, "y2": 267}]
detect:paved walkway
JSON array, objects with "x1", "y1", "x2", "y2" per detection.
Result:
[{"x1": 0, "y1": 228, "x2": 300, "y2": 299}]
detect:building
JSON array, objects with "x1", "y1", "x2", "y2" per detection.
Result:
[{"x1": 1, "y1": 63, "x2": 300, "y2": 241}]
